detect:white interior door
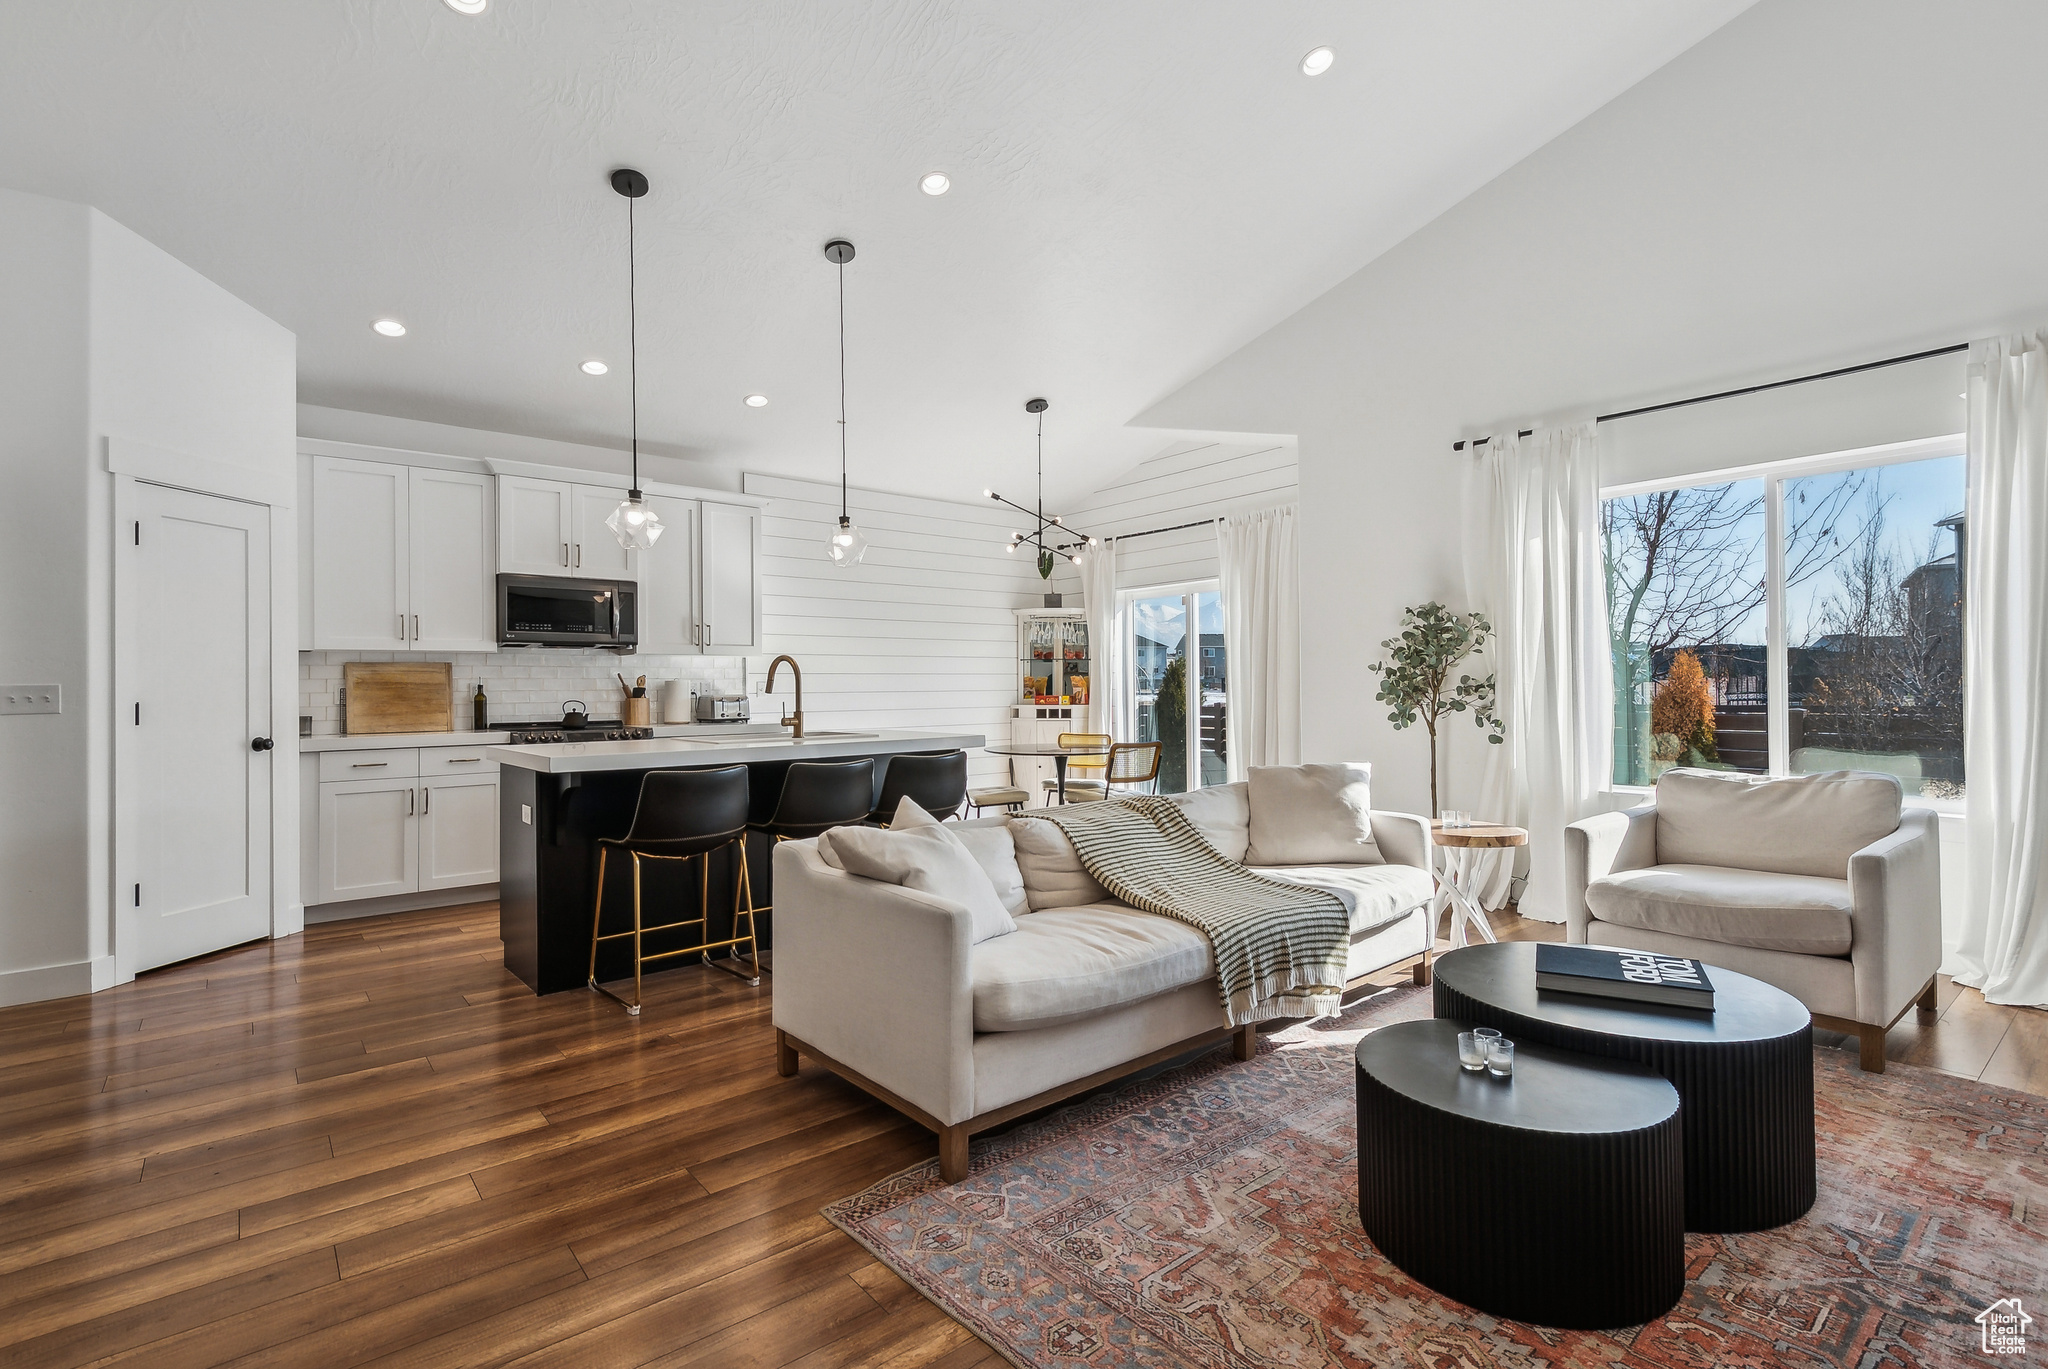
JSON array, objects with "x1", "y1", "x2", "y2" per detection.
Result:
[
  {"x1": 701, "y1": 501, "x2": 760, "y2": 651},
  {"x1": 125, "y1": 482, "x2": 274, "y2": 971},
  {"x1": 408, "y1": 467, "x2": 495, "y2": 651}
]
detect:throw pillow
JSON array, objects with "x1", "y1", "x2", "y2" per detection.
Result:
[
  {"x1": 1244, "y1": 763, "x2": 1384, "y2": 866},
  {"x1": 1009, "y1": 816, "x2": 1111, "y2": 910},
  {"x1": 1169, "y1": 781, "x2": 1250, "y2": 863},
  {"x1": 818, "y1": 806, "x2": 1017, "y2": 943},
  {"x1": 904, "y1": 805, "x2": 1030, "y2": 918}
]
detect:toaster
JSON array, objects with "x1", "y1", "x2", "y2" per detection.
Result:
[{"x1": 694, "y1": 693, "x2": 751, "y2": 723}]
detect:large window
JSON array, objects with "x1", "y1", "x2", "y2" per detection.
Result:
[
  {"x1": 1605, "y1": 442, "x2": 1965, "y2": 801},
  {"x1": 1129, "y1": 582, "x2": 1226, "y2": 794}
]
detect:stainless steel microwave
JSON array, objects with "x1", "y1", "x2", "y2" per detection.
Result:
[{"x1": 496, "y1": 574, "x2": 638, "y2": 650}]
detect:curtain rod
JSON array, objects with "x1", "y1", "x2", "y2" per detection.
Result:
[
  {"x1": 1109, "y1": 516, "x2": 1219, "y2": 541},
  {"x1": 1450, "y1": 341, "x2": 1969, "y2": 452}
]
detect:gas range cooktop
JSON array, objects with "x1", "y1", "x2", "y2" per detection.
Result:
[{"x1": 502, "y1": 721, "x2": 654, "y2": 745}]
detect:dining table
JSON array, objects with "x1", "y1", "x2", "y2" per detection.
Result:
[{"x1": 980, "y1": 738, "x2": 1111, "y2": 804}]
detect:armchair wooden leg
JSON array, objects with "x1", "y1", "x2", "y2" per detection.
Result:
[
  {"x1": 1856, "y1": 1023, "x2": 1888, "y2": 1074},
  {"x1": 1233, "y1": 1022, "x2": 1257, "y2": 1061},
  {"x1": 1411, "y1": 953, "x2": 1432, "y2": 987},
  {"x1": 1917, "y1": 977, "x2": 1939, "y2": 1013},
  {"x1": 775, "y1": 1028, "x2": 798, "y2": 1078},
  {"x1": 938, "y1": 1123, "x2": 969, "y2": 1183}
]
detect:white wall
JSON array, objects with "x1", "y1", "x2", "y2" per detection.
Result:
[
  {"x1": 0, "y1": 192, "x2": 295, "y2": 1005},
  {"x1": 1134, "y1": 0, "x2": 2048, "y2": 823},
  {"x1": 744, "y1": 472, "x2": 1044, "y2": 791},
  {"x1": 1051, "y1": 440, "x2": 1298, "y2": 599}
]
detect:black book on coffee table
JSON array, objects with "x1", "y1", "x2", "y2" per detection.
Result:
[{"x1": 1536, "y1": 944, "x2": 1715, "y2": 1010}]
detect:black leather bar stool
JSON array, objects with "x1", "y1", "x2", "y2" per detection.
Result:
[
  {"x1": 587, "y1": 765, "x2": 759, "y2": 1015},
  {"x1": 869, "y1": 750, "x2": 968, "y2": 824},
  {"x1": 747, "y1": 758, "x2": 875, "y2": 933}
]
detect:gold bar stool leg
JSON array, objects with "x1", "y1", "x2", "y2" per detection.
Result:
[
  {"x1": 586, "y1": 846, "x2": 609, "y2": 993},
  {"x1": 629, "y1": 852, "x2": 644, "y2": 1014},
  {"x1": 706, "y1": 836, "x2": 762, "y2": 986}
]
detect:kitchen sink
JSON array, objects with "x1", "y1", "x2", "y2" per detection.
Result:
[{"x1": 792, "y1": 731, "x2": 880, "y2": 741}]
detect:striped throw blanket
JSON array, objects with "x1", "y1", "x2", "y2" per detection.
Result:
[{"x1": 1028, "y1": 797, "x2": 1350, "y2": 1025}]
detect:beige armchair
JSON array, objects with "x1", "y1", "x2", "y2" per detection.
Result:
[{"x1": 1565, "y1": 768, "x2": 1941, "y2": 1072}]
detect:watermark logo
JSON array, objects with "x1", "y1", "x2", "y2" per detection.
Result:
[{"x1": 1977, "y1": 1297, "x2": 2031, "y2": 1356}]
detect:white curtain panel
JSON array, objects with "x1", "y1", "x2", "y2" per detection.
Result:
[
  {"x1": 1082, "y1": 538, "x2": 1128, "y2": 740},
  {"x1": 1950, "y1": 333, "x2": 2048, "y2": 1007},
  {"x1": 1216, "y1": 506, "x2": 1302, "y2": 778},
  {"x1": 1470, "y1": 422, "x2": 1612, "y2": 920}
]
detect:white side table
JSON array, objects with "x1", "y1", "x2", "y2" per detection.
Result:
[{"x1": 1425, "y1": 822, "x2": 1527, "y2": 971}]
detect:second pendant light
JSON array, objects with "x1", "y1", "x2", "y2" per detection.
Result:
[{"x1": 823, "y1": 239, "x2": 867, "y2": 569}]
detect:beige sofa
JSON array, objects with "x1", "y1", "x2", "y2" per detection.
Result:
[
  {"x1": 771, "y1": 778, "x2": 1435, "y2": 1180},
  {"x1": 1565, "y1": 768, "x2": 1942, "y2": 1072}
]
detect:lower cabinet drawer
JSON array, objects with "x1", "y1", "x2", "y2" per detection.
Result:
[
  {"x1": 420, "y1": 746, "x2": 499, "y2": 776},
  {"x1": 318, "y1": 747, "x2": 421, "y2": 782}
]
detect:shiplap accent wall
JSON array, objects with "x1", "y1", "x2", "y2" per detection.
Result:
[
  {"x1": 1052, "y1": 440, "x2": 1299, "y2": 596},
  {"x1": 743, "y1": 472, "x2": 1044, "y2": 788}
]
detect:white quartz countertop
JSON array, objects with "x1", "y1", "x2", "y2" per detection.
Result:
[
  {"x1": 299, "y1": 723, "x2": 709, "y2": 753},
  {"x1": 488, "y1": 729, "x2": 988, "y2": 774}
]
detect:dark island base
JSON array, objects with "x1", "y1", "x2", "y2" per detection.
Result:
[{"x1": 501, "y1": 763, "x2": 803, "y2": 995}]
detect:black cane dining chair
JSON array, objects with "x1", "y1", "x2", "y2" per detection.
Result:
[
  {"x1": 869, "y1": 750, "x2": 969, "y2": 824},
  {"x1": 587, "y1": 765, "x2": 759, "y2": 1015}
]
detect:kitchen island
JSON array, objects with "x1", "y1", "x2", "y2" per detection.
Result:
[{"x1": 490, "y1": 727, "x2": 987, "y2": 994}]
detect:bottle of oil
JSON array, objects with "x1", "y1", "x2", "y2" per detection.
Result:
[{"x1": 473, "y1": 681, "x2": 488, "y2": 731}]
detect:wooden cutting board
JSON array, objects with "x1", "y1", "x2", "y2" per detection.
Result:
[{"x1": 344, "y1": 661, "x2": 454, "y2": 735}]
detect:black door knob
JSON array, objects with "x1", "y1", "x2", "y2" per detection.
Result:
[{"x1": 251, "y1": 737, "x2": 275, "y2": 752}]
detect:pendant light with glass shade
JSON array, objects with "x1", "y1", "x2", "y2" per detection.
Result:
[
  {"x1": 823, "y1": 239, "x2": 868, "y2": 569},
  {"x1": 604, "y1": 168, "x2": 664, "y2": 551}
]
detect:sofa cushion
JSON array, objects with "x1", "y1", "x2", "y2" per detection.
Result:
[
  {"x1": 1257, "y1": 863, "x2": 1434, "y2": 937},
  {"x1": 1654, "y1": 768, "x2": 1901, "y2": 879},
  {"x1": 1586, "y1": 863, "x2": 1854, "y2": 956},
  {"x1": 972, "y1": 902, "x2": 1214, "y2": 1031},
  {"x1": 1245, "y1": 763, "x2": 1383, "y2": 867},
  {"x1": 910, "y1": 807, "x2": 1027, "y2": 919},
  {"x1": 1167, "y1": 782, "x2": 1250, "y2": 863},
  {"x1": 1010, "y1": 816, "x2": 1110, "y2": 910},
  {"x1": 817, "y1": 804, "x2": 1017, "y2": 943}
]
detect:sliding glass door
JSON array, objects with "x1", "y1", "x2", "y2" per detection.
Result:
[{"x1": 1129, "y1": 583, "x2": 1226, "y2": 794}]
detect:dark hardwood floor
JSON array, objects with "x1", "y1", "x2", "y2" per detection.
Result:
[{"x1": 0, "y1": 902, "x2": 2039, "y2": 1367}]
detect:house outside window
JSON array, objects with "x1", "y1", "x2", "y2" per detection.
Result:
[
  {"x1": 1604, "y1": 439, "x2": 1965, "y2": 804},
  {"x1": 1128, "y1": 582, "x2": 1226, "y2": 794}
]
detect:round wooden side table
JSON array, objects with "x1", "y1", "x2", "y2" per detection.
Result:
[{"x1": 1428, "y1": 822, "x2": 1526, "y2": 954}]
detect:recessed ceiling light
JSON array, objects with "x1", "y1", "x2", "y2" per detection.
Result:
[
  {"x1": 580, "y1": 360, "x2": 608, "y2": 376},
  {"x1": 1300, "y1": 46, "x2": 1335, "y2": 76},
  {"x1": 920, "y1": 172, "x2": 951, "y2": 196},
  {"x1": 442, "y1": 0, "x2": 488, "y2": 14},
  {"x1": 371, "y1": 319, "x2": 406, "y2": 337},
  {"x1": 744, "y1": 394, "x2": 769, "y2": 408}
]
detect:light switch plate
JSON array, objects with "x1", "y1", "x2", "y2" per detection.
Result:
[{"x1": 0, "y1": 685, "x2": 60, "y2": 715}]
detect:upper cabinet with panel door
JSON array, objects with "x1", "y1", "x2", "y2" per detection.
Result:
[
  {"x1": 636, "y1": 493, "x2": 702, "y2": 655},
  {"x1": 700, "y1": 501, "x2": 762, "y2": 653},
  {"x1": 305, "y1": 455, "x2": 494, "y2": 652},
  {"x1": 495, "y1": 475, "x2": 637, "y2": 581}
]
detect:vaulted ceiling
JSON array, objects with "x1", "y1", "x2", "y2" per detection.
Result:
[{"x1": 0, "y1": 1, "x2": 1752, "y2": 503}]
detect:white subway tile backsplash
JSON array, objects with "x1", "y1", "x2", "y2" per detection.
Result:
[{"x1": 298, "y1": 649, "x2": 744, "y2": 735}]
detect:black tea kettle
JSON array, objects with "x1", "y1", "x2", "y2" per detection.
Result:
[{"x1": 561, "y1": 700, "x2": 589, "y2": 730}]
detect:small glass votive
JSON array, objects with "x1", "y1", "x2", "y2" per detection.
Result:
[
  {"x1": 1457, "y1": 1030, "x2": 1488, "y2": 1072},
  {"x1": 1473, "y1": 1026, "x2": 1501, "y2": 1044},
  {"x1": 1486, "y1": 1039, "x2": 1515, "y2": 1079}
]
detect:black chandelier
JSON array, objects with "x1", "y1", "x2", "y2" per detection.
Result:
[{"x1": 984, "y1": 398, "x2": 1098, "y2": 575}]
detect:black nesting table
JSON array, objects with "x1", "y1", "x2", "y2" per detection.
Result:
[
  {"x1": 1355, "y1": 1019, "x2": 1685, "y2": 1330},
  {"x1": 1433, "y1": 941, "x2": 1816, "y2": 1232}
]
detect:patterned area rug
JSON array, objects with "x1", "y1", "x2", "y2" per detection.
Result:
[{"x1": 825, "y1": 985, "x2": 2048, "y2": 1368}]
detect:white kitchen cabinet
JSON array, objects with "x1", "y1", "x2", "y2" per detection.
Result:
[
  {"x1": 571, "y1": 485, "x2": 638, "y2": 580},
  {"x1": 700, "y1": 500, "x2": 762, "y2": 652},
  {"x1": 419, "y1": 774, "x2": 500, "y2": 889},
  {"x1": 407, "y1": 468, "x2": 496, "y2": 651},
  {"x1": 306, "y1": 456, "x2": 495, "y2": 651},
  {"x1": 635, "y1": 494, "x2": 701, "y2": 654},
  {"x1": 497, "y1": 475, "x2": 573, "y2": 576},
  {"x1": 309, "y1": 456, "x2": 408, "y2": 650},
  {"x1": 318, "y1": 775, "x2": 419, "y2": 902}
]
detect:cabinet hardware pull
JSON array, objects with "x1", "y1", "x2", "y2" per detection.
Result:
[
  {"x1": 352, "y1": 761, "x2": 388, "y2": 767},
  {"x1": 562, "y1": 542, "x2": 569, "y2": 566},
  {"x1": 409, "y1": 788, "x2": 415, "y2": 816},
  {"x1": 398, "y1": 613, "x2": 405, "y2": 639},
  {"x1": 424, "y1": 787, "x2": 430, "y2": 814},
  {"x1": 413, "y1": 615, "x2": 420, "y2": 639},
  {"x1": 446, "y1": 756, "x2": 481, "y2": 763},
  {"x1": 574, "y1": 543, "x2": 581, "y2": 568}
]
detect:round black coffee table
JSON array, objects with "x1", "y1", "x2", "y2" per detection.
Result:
[
  {"x1": 1433, "y1": 941, "x2": 1815, "y2": 1232},
  {"x1": 1355, "y1": 1019, "x2": 1684, "y2": 1329}
]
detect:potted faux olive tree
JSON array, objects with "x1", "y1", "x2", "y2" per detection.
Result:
[{"x1": 1367, "y1": 603, "x2": 1503, "y2": 817}]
